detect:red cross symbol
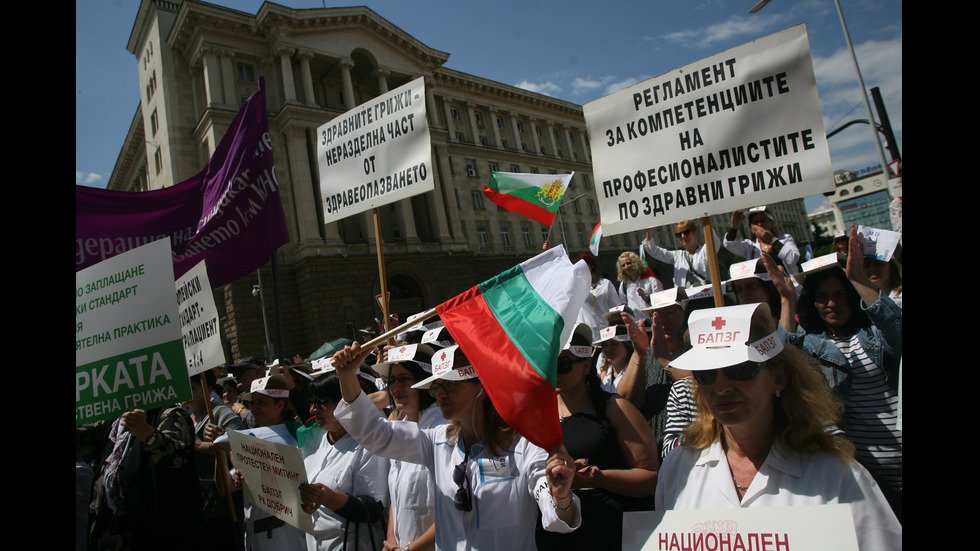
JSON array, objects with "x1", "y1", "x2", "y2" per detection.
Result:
[
  {"x1": 440, "y1": 351, "x2": 447, "y2": 361},
  {"x1": 711, "y1": 316, "x2": 726, "y2": 330}
]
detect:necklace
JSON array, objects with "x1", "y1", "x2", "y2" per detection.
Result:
[{"x1": 732, "y1": 476, "x2": 748, "y2": 492}]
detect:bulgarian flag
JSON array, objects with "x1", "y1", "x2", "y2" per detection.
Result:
[
  {"x1": 482, "y1": 171, "x2": 574, "y2": 227},
  {"x1": 589, "y1": 223, "x2": 602, "y2": 256},
  {"x1": 435, "y1": 245, "x2": 590, "y2": 450}
]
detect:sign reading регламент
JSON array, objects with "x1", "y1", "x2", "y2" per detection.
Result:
[
  {"x1": 75, "y1": 238, "x2": 191, "y2": 425},
  {"x1": 584, "y1": 24, "x2": 834, "y2": 236}
]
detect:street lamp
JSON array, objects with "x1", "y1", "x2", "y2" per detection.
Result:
[{"x1": 752, "y1": 0, "x2": 893, "y2": 179}]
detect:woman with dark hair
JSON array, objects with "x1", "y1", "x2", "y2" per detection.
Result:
[
  {"x1": 370, "y1": 344, "x2": 447, "y2": 551},
  {"x1": 299, "y1": 372, "x2": 389, "y2": 551},
  {"x1": 782, "y1": 226, "x2": 902, "y2": 521},
  {"x1": 329, "y1": 343, "x2": 581, "y2": 550},
  {"x1": 536, "y1": 324, "x2": 659, "y2": 550},
  {"x1": 594, "y1": 324, "x2": 635, "y2": 394},
  {"x1": 657, "y1": 303, "x2": 901, "y2": 551}
]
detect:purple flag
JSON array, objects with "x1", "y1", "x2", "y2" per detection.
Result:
[{"x1": 75, "y1": 80, "x2": 290, "y2": 288}]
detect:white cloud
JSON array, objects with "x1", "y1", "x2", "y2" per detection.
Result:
[
  {"x1": 514, "y1": 80, "x2": 562, "y2": 97},
  {"x1": 76, "y1": 171, "x2": 104, "y2": 186},
  {"x1": 661, "y1": 13, "x2": 785, "y2": 49}
]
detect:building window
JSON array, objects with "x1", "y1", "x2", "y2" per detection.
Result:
[
  {"x1": 540, "y1": 226, "x2": 549, "y2": 243},
  {"x1": 475, "y1": 112, "x2": 483, "y2": 126},
  {"x1": 145, "y1": 71, "x2": 157, "y2": 102},
  {"x1": 511, "y1": 164, "x2": 520, "y2": 172},
  {"x1": 535, "y1": 125, "x2": 542, "y2": 136},
  {"x1": 578, "y1": 230, "x2": 586, "y2": 247},
  {"x1": 451, "y1": 107, "x2": 460, "y2": 120},
  {"x1": 466, "y1": 161, "x2": 478, "y2": 177},
  {"x1": 588, "y1": 200, "x2": 596, "y2": 214},
  {"x1": 516, "y1": 121, "x2": 524, "y2": 133},
  {"x1": 500, "y1": 226, "x2": 511, "y2": 247},
  {"x1": 477, "y1": 226, "x2": 490, "y2": 248},
  {"x1": 530, "y1": 167, "x2": 538, "y2": 174},
  {"x1": 479, "y1": 136, "x2": 487, "y2": 145},
  {"x1": 497, "y1": 116, "x2": 504, "y2": 129},
  {"x1": 502, "y1": 140, "x2": 508, "y2": 149},
  {"x1": 522, "y1": 226, "x2": 532, "y2": 248},
  {"x1": 150, "y1": 109, "x2": 159, "y2": 136},
  {"x1": 237, "y1": 63, "x2": 255, "y2": 83},
  {"x1": 471, "y1": 191, "x2": 485, "y2": 210},
  {"x1": 456, "y1": 133, "x2": 465, "y2": 142},
  {"x1": 582, "y1": 174, "x2": 590, "y2": 189},
  {"x1": 522, "y1": 143, "x2": 529, "y2": 152},
  {"x1": 154, "y1": 147, "x2": 163, "y2": 174},
  {"x1": 572, "y1": 201, "x2": 581, "y2": 214},
  {"x1": 489, "y1": 162, "x2": 498, "y2": 173}
]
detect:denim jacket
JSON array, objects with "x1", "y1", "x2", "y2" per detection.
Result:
[{"x1": 780, "y1": 290, "x2": 902, "y2": 398}]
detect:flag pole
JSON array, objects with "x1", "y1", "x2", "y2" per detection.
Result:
[
  {"x1": 360, "y1": 307, "x2": 438, "y2": 352},
  {"x1": 198, "y1": 372, "x2": 237, "y2": 522},
  {"x1": 699, "y1": 216, "x2": 725, "y2": 307}
]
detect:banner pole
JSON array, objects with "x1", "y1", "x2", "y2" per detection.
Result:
[
  {"x1": 372, "y1": 208, "x2": 394, "y2": 343},
  {"x1": 198, "y1": 372, "x2": 237, "y2": 523},
  {"x1": 700, "y1": 216, "x2": 725, "y2": 307},
  {"x1": 271, "y1": 252, "x2": 285, "y2": 363}
]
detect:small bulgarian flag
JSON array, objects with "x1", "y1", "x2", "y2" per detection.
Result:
[
  {"x1": 435, "y1": 245, "x2": 590, "y2": 450},
  {"x1": 483, "y1": 171, "x2": 575, "y2": 227},
  {"x1": 589, "y1": 223, "x2": 602, "y2": 256}
]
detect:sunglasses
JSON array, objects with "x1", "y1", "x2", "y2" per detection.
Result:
[
  {"x1": 675, "y1": 229, "x2": 695, "y2": 238},
  {"x1": 453, "y1": 458, "x2": 472, "y2": 511},
  {"x1": 428, "y1": 380, "x2": 459, "y2": 398},
  {"x1": 556, "y1": 356, "x2": 586, "y2": 374},
  {"x1": 692, "y1": 361, "x2": 766, "y2": 386},
  {"x1": 386, "y1": 374, "x2": 418, "y2": 386}
]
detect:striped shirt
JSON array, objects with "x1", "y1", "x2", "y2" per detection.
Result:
[{"x1": 832, "y1": 334, "x2": 902, "y2": 493}]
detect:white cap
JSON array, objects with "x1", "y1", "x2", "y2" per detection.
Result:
[
  {"x1": 240, "y1": 375, "x2": 290, "y2": 401},
  {"x1": 411, "y1": 345, "x2": 478, "y2": 389},
  {"x1": 371, "y1": 343, "x2": 434, "y2": 379},
  {"x1": 669, "y1": 303, "x2": 783, "y2": 371},
  {"x1": 593, "y1": 324, "x2": 631, "y2": 346},
  {"x1": 794, "y1": 252, "x2": 844, "y2": 284},
  {"x1": 562, "y1": 323, "x2": 594, "y2": 358},
  {"x1": 641, "y1": 287, "x2": 686, "y2": 314},
  {"x1": 728, "y1": 258, "x2": 771, "y2": 283}
]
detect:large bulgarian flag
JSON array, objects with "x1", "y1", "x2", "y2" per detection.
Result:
[
  {"x1": 435, "y1": 245, "x2": 590, "y2": 450},
  {"x1": 482, "y1": 171, "x2": 574, "y2": 227}
]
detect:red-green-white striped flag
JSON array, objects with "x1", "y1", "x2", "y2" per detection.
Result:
[
  {"x1": 435, "y1": 245, "x2": 590, "y2": 450},
  {"x1": 482, "y1": 171, "x2": 575, "y2": 227},
  {"x1": 589, "y1": 223, "x2": 602, "y2": 256}
]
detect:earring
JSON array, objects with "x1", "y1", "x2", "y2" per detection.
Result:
[{"x1": 774, "y1": 389, "x2": 782, "y2": 398}]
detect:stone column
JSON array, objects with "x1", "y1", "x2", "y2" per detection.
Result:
[
  {"x1": 297, "y1": 50, "x2": 316, "y2": 106},
  {"x1": 545, "y1": 122, "x2": 559, "y2": 157},
  {"x1": 375, "y1": 67, "x2": 390, "y2": 94},
  {"x1": 219, "y1": 50, "x2": 237, "y2": 106},
  {"x1": 488, "y1": 107, "x2": 503, "y2": 148},
  {"x1": 466, "y1": 102, "x2": 480, "y2": 144},
  {"x1": 578, "y1": 129, "x2": 592, "y2": 164},
  {"x1": 201, "y1": 47, "x2": 222, "y2": 108},
  {"x1": 339, "y1": 57, "x2": 355, "y2": 109},
  {"x1": 563, "y1": 125, "x2": 576, "y2": 161},
  {"x1": 424, "y1": 76, "x2": 443, "y2": 129},
  {"x1": 529, "y1": 117, "x2": 543, "y2": 155},
  {"x1": 277, "y1": 46, "x2": 297, "y2": 103},
  {"x1": 510, "y1": 113, "x2": 524, "y2": 152}
]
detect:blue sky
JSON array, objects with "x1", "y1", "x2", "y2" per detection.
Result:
[{"x1": 76, "y1": 0, "x2": 902, "y2": 214}]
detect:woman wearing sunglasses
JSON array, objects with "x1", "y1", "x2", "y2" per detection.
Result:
[
  {"x1": 640, "y1": 219, "x2": 721, "y2": 289},
  {"x1": 370, "y1": 343, "x2": 447, "y2": 551},
  {"x1": 330, "y1": 343, "x2": 580, "y2": 550},
  {"x1": 536, "y1": 324, "x2": 659, "y2": 550},
  {"x1": 656, "y1": 303, "x2": 901, "y2": 551}
]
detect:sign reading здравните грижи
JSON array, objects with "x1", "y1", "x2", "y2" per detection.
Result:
[{"x1": 584, "y1": 25, "x2": 834, "y2": 236}]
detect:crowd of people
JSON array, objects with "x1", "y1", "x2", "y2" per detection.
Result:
[{"x1": 76, "y1": 211, "x2": 902, "y2": 551}]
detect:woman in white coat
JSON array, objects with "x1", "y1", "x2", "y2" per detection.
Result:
[
  {"x1": 655, "y1": 303, "x2": 901, "y2": 551},
  {"x1": 330, "y1": 343, "x2": 581, "y2": 551}
]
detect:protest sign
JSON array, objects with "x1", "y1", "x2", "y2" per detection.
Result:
[
  {"x1": 622, "y1": 505, "x2": 858, "y2": 551},
  {"x1": 76, "y1": 238, "x2": 191, "y2": 425},
  {"x1": 856, "y1": 225, "x2": 901, "y2": 262},
  {"x1": 317, "y1": 77, "x2": 433, "y2": 223},
  {"x1": 228, "y1": 429, "x2": 314, "y2": 534},
  {"x1": 584, "y1": 25, "x2": 833, "y2": 235},
  {"x1": 175, "y1": 261, "x2": 225, "y2": 375}
]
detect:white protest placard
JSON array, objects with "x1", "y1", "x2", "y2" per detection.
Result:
[
  {"x1": 175, "y1": 260, "x2": 225, "y2": 375},
  {"x1": 584, "y1": 25, "x2": 834, "y2": 235},
  {"x1": 856, "y1": 225, "x2": 901, "y2": 262},
  {"x1": 622, "y1": 505, "x2": 858, "y2": 551},
  {"x1": 228, "y1": 429, "x2": 315, "y2": 534},
  {"x1": 317, "y1": 77, "x2": 433, "y2": 223},
  {"x1": 75, "y1": 238, "x2": 191, "y2": 425}
]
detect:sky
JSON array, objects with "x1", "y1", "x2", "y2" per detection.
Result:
[{"x1": 76, "y1": 0, "x2": 902, "y2": 215}]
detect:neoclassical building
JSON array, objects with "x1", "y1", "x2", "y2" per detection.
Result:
[{"x1": 109, "y1": 0, "x2": 812, "y2": 361}]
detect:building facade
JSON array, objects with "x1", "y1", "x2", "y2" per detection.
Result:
[{"x1": 109, "y1": 0, "x2": 813, "y2": 361}]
